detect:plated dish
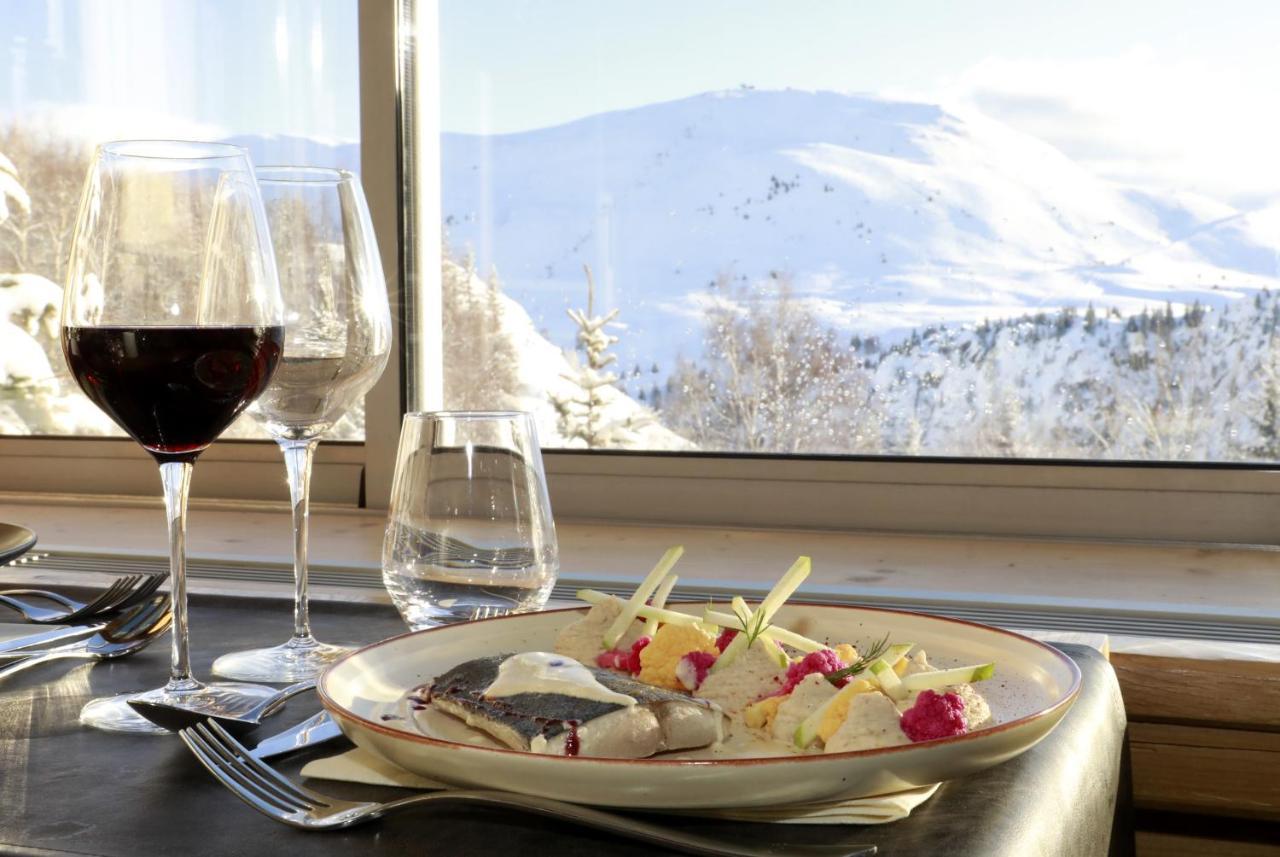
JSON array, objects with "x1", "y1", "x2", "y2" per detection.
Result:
[
  {"x1": 0, "y1": 523, "x2": 37, "y2": 566},
  {"x1": 319, "y1": 551, "x2": 1081, "y2": 808}
]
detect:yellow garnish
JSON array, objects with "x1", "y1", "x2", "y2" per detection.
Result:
[
  {"x1": 637, "y1": 623, "x2": 718, "y2": 690},
  {"x1": 833, "y1": 643, "x2": 859, "y2": 665},
  {"x1": 818, "y1": 679, "x2": 875, "y2": 741},
  {"x1": 744, "y1": 696, "x2": 784, "y2": 730}
]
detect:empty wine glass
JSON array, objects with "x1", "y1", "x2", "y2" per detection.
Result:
[
  {"x1": 212, "y1": 167, "x2": 391, "y2": 682},
  {"x1": 382, "y1": 412, "x2": 558, "y2": 628},
  {"x1": 62, "y1": 140, "x2": 285, "y2": 733}
]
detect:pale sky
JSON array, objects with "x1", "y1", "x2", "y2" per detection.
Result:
[
  {"x1": 2, "y1": 2, "x2": 1278, "y2": 205},
  {"x1": 1, "y1": 0, "x2": 359, "y2": 142},
  {"x1": 439, "y1": 1, "x2": 1280, "y2": 206}
]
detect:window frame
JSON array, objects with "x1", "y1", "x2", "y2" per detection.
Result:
[
  {"x1": 0, "y1": 0, "x2": 405, "y2": 508},
  {"x1": 4, "y1": 1, "x2": 1279, "y2": 548},
  {"x1": 387, "y1": 0, "x2": 1280, "y2": 546}
]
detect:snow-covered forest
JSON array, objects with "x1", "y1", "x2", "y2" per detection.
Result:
[{"x1": 444, "y1": 249, "x2": 1280, "y2": 461}]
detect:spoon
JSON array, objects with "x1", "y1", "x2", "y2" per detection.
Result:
[{"x1": 126, "y1": 679, "x2": 316, "y2": 733}]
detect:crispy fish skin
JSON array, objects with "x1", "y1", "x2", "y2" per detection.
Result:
[{"x1": 424, "y1": 654, "x2": 724, "y2": 758}]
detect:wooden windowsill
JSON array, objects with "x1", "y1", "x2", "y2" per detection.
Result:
[{"x1": 2, "y1": 492, "x2": 1278, "y2": 635}]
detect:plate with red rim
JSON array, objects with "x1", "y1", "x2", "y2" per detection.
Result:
[{"x1": 318, "y1": 602, "x2": 1082, "y2": 809}]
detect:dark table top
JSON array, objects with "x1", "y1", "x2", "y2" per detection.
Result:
[{"x1": 0, "y1": 586, "x2": 1132, "y2": 857}]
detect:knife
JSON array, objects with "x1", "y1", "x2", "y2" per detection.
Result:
[
  {"x1": 249, "y1": 710, "x2": 344, "y2": 760},
  {"x1": 0, "y1": 622, "x2": 103, "y2": 655}
]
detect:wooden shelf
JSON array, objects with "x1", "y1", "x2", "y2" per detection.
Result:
[{"x1": 1119, "y1": 655, "x2": 1280, "y2": 854}]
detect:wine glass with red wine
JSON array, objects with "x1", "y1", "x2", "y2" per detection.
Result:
[
  {"x1": 212, "y1": 167, "x2": 392, "y2": 682},
  {"x1": 62, "y1": 140, "x2": 286, "y2": 733}
]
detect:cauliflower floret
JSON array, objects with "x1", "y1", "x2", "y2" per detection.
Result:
[
  {"x1": 777, "y1": 649, "x2": 848, "y2": 695},
  {"x1": 675, "y1": 650, "x2": 718, "y2": 690},
  {"x1": 554, "y1": 597, "x2": 644, "y2": 665},
  {"x1": 636, "y1": 623, "x2": 719, "y2": 690},
  {"x1": 824, "y1": 692, "x2": 909, "y2": 754},
  {"x1": 901, "y1": 690, "x2": 968, "y2": 741},
  {"x1": 696, "y1": 638, "x2": 789, "y2": 713},
  {"x1": 893, "y1": 651, "x2": 993, "y2": 730},
  {"x1": 900, "y1": 650, "x2": 933, "y2": 677},
  {"x1": 770, "y1": 672, "x2": 837, "y2": 744},
  {"x1": 951, "y1": 684, "x2": 992, "y2": 729}
]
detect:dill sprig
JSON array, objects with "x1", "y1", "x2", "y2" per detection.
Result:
[
  {"x1": 823, "y1": 632, "x2": 891, "y2": 685},
  {"x1": 732, "y1": 603, "x2": 773, "y2": 647}
]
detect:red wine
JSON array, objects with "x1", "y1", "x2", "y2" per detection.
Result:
[{"x1": 62, "y1": 325, "x2": 285, "y2": 463}]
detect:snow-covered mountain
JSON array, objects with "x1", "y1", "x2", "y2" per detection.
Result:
[{"x1": 441, "y1": 89, "x2": 1280, "y2": 373}]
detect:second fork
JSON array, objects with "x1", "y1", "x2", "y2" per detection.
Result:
[{"x1": 0, "y1": 574, "x2": 164, "y2": 624}]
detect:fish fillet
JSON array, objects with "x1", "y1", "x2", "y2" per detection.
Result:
[{"x1": 423, "y1": 654, "x2": 725, "y2": 758}]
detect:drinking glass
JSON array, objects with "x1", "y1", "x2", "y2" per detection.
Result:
[
  {"x1": 213, "y1": 167, "x2": 391, "y2": 682},
  {"x1": 61, "y1": 140, "x2": 285, "y2": 733},
  {"x1": 382, "y1": 412, "x2": 558, "y2": 628}
]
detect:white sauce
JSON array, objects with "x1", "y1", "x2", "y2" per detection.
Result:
[{"x1": 482, "y1": 652, "x2": 637, "y2": 707}]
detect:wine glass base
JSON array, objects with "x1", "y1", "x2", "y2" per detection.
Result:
[
  {"x1": 211, "y1": 639, "x2": 354, "y2": 682},
  {"x1": 125, "y1": 680, "x2": 283, "y2": 725},
  {"x1": 80, "y1": 693, "x2": 173, "y2": 735}
]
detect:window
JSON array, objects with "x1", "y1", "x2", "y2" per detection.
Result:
[
  {"x1": 0, "y1": 1, "x2": 1276, "y2": 546},
  {"x1": 0, "y1": 0, "x2": 363, "y2": 440},
  {"x1": 383, "y1": 1, "x2": 1280, "y2": 543},
  {"x1": 426, "y1": 2, "x2": 1280, "y2": 464},
  {"x1": 0, "y1": 0, "x2": 381, "y2": 505}
]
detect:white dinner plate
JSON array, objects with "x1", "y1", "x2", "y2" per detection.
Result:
[{"x1": 318, "y1": 603, "x2": 1081, "y2": 809}]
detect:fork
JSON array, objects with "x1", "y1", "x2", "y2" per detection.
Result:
[
  {"x1": 0, "y1": 595, "x2": 172, "y2": 681},
  {"x1": 0, "y1": 574, "x2": 164, "y2": 624},
  {"x1": 414, "y1": 531, "x2": 537, "y2": 570},
  {"x1": 180, "y1": 720, "x2": 875, "y2": 857}
]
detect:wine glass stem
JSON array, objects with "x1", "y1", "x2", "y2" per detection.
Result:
[
  {"x1": 281, "y1": 438, "x2": 319, "y2": 643},
  {"x1": 159, "y1": 460, "x2": 198, "y2": 690}
]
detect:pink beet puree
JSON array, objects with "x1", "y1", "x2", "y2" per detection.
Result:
[
  {"x1": 901, "y1": 690, "x2": 968, "y2": 741},
  {"x1": 774, "y1": 649, "x2": 849, "y2": 696},
  {"x1": 675, "y1": 650, "x2": 718, "y2": 690},
  {"x1": 595, "y1": 635, "x2": 652, "y2": 674},
  {"x1": 714, "y1": 628, "x2": 738, "y2": 652}
]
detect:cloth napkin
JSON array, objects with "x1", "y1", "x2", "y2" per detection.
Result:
[{"x1": 301, "y1": 747, "x2": 939, "y2": 824}]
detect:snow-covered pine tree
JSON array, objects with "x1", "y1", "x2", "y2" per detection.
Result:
[{"x1": 551, "y1": 264, "x2": 653, "y2": 448}]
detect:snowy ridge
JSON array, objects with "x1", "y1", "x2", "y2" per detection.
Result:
[{"x1": 441, "y1": 88, "x2": 1280, "y2": 373}]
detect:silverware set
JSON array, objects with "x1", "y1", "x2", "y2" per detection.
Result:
[
  {"x1": 0, "y1": 575, "x2": 171, "y2": 679},
  {"x1": 0, "y1": 595, "x2": 172, "y2": 681},
  {"x1": 0, "y1": 573, "x2": 321, "y2": 736}
]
